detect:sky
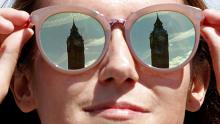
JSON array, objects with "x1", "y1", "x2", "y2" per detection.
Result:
[
  {"x1": 204, "y1": 0, "x2": 220, "y2": 9},
  {"x1": 0, "y1": 0, "x2": 220, "y2": 9},
  {"x1": 0, "y1": 0, "x2": 14, "y2": 8}
]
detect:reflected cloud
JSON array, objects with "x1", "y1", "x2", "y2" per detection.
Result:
[
  {"x1": 169, "y1": 51, "x2": 191, "y2": 67},
  {"x1": 43, "y1": 13, "x2": 91, "y2": 28},
  {"x1": 169, "y1": 28, "x2": 194, "y2": 43},
  {"x1": 85, "y1": 37, "x2": 105, "y2": 47},
  {"x1": 53, "y1": 53, "x2": 68, "y2": 67},
  {"x1": 85, "y1": 59, "x2": 96, "y2": 67}
]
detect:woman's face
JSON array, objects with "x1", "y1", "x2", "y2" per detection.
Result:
[{"x1": 31, "y1": 0, "x2": 191, "y2": 124}]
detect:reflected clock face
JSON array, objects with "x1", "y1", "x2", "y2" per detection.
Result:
[{"x1": 158, "y1": 35, "x2": 166, "y2": 41}]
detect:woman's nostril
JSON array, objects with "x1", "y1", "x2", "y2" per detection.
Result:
[
  {"x1": 126, "y1": 78, "x2": 134, "y2": 83},
  {"x1": 106, "y1": 77, "x2": 114, "y2": 83},
  {"x1": 101, "y1": 77, "x2": 136, "y2": 85}
]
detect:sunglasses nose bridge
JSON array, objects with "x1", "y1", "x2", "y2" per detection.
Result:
[
  {"x1": 109, "y1": 19, "x2": 127, "y2": 39},
  {"x1": 109, "y1": 19, "x2": 126, "y2": 31}
]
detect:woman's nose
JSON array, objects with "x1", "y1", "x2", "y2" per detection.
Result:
[{"x1": 98, "y1": 27, "x2": 139, "y2": 86}]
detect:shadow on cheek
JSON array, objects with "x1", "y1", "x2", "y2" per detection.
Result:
[{"x1": 138, "y1": 67, "x2": 185, "y2": 90}]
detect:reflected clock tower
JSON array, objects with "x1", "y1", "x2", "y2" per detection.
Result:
[
  {"x1": 66, "y1": 19, "x2": 85, "y2": 69},
  {"x1": 149, "y1": 14, "x2": 169, "y2": 68}
]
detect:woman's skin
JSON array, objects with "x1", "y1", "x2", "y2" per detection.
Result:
[
  {"x1": 0, "y1": 0, "x2": 219, "y2": 124},
  {"x1": 202, "y1": 9, "x2": 220, "y2": 93}
]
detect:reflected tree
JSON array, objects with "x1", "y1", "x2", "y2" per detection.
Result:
[
  {"x1": 149, "y1": 14, "x2": 169, "y2": 68},
  {"x1": 66, "y1": 19, "x2": 85, "y2": 69}
]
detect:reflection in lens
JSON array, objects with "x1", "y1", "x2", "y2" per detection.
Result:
[
  {"x1": 40, "y1": 12, "x2": 105, "y2": 70},
  {"x1": 67, "y1": 19, "x2": 85, "y2": 69},
  {"x1": 130, "y1": 11, "x2": 195, "y2": 69},
  {"x1": 150, "y1": 14, "x2": 169, "y2": 68}
]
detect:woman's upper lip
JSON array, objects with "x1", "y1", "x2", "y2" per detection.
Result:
[{"x1": 83, "y1": 101, "x2": 149, "y2": 113}]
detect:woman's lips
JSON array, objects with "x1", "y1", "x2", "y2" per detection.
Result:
[
  {"x1": 90, "y1": 107, "x2": 145, "y2": 121},
  {"x1": 83, "y1": 102, "x2": 149, "y2": 121}
]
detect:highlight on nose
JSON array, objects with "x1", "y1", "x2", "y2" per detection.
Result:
[{"x1": 98, "y1": 28, "x2": 139, "y2": 85}]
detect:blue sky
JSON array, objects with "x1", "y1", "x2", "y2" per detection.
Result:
[{"x1": 0, "y1": 0, "x2": 220, "y2": 9}]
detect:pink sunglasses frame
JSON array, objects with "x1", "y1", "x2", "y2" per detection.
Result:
[{"x1": 29, "y1": 3, "x2": 204, "y2": 74}]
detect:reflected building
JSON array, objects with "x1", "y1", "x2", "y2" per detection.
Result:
[
  {"x1": 66, "y1": 19, "x2": 85, "y2": 69},
  {"x1": 149, "y1": 14, "x2": 169, "y2": 68}
]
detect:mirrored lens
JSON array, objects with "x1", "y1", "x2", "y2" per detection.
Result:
[
  {"x1": 130, "y1": 11, "x2": 195, "y2": 69},
  {"x1": 40, "y1": 12, "x2": 105, "y2": 70}
]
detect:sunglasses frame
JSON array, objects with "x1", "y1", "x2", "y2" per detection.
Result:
[{"x1": 30, "y1": 3, "x2": 204, "y2": 74}]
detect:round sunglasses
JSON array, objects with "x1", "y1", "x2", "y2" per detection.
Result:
[{"x1": 28, "y1": 3, "x2": 204, "y2": 73}]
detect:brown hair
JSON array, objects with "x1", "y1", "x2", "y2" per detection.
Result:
[
  {"x1": 13, "y1": 0, "x2": 219, "y2": 124},
  {"x1": 184, "y1": 0, "x2": 207, "y2": 9},
  {"x1": 13, "y1": 0, "x2": 35, "y2": 13}
]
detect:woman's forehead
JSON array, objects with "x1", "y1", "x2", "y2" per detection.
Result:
[
  {"x1": 34, "y1": 0, "x2": 185, "y2": 19},
  {"x1": 35, "y1": 0, "x2": 185, "y2": 10}
]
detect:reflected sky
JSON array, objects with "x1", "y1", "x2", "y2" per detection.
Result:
[{"x1": 42, "y1": 13, "x2": 91, "y2": 28}]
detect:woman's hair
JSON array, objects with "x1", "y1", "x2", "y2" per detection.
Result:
[
  {"x1": 13, "y1": 0, "x2": 35, "y2": 13},
  {"x1": 184, "y1": 0, "x2": 207, "y2": 9},
  {"x1": 12, "y1": 0, "x2": 220, "y2": 124}
]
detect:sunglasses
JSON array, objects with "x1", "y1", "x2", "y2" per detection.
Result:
[{"x1": 29, "y1": 3, "x2": 204, "y2": 73}]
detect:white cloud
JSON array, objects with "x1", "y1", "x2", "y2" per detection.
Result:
[
  {"x1": 42, "y1": 13, "x2": 91, "y2": 28},
  {"x1": 169, "y1": 28, "x2": 195, "y2": 44},
  {"x1": 85, "y1": 37, "x2": 105, "y2": 47}
]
